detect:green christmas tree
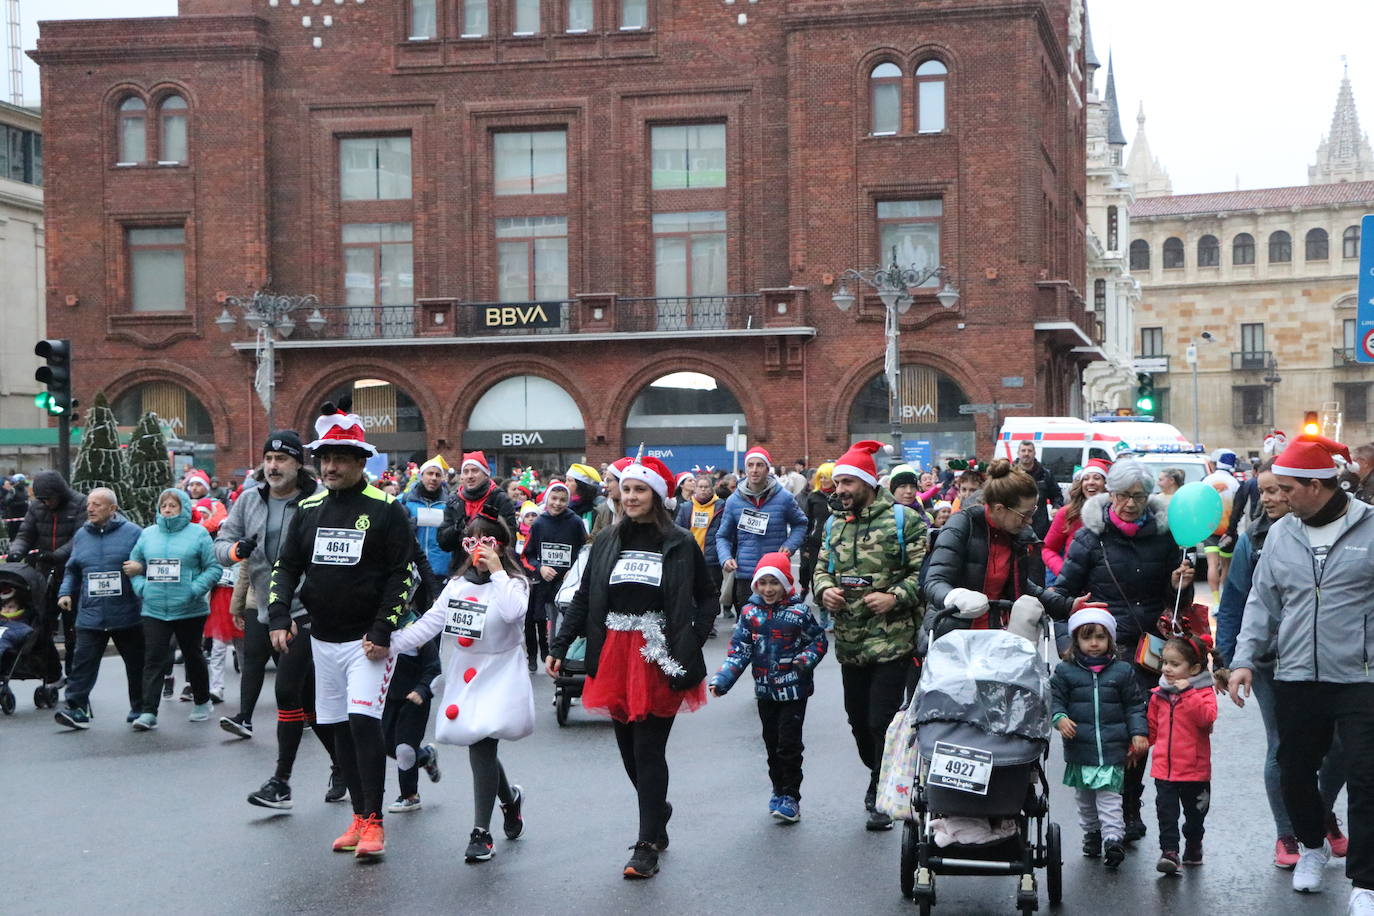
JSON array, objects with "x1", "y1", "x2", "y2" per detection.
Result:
[
  {"x1": 125, "y1": 411, "x2": 173, "y2": 526},
  {"x1": 71, "y1": 391, "x2": 127, "y2": 505}
]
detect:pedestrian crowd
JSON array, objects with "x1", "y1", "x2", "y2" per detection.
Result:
[{"x1": 4, "y1": 413, "x2": 1372, "y2": 912}]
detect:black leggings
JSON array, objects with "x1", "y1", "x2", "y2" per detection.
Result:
[
  {"x1": 237, "y1": 614, "x2": 272, "y2": 723},
  {"x1": 273, "y1": 626, "x2": 335, "y2": 781},
  {"x1": 328, "y1": 714, "x2": 387, "y2": 819},
  {"x1": 524, "y1": 619, "x2": 549, "y2": 665},
  {"x1": 613, "y1": 714, "x2": 675, "y2": 843},
  {"x1": 470, "y1": 737, "x2": 516, "y2": 831},
  {"x1": 141, "y1": 616, "x2": 208, "y2": 714}
]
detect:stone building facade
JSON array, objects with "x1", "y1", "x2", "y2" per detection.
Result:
[{"x1": 0, "y1": 99, "x2": 46, "y2": 469}]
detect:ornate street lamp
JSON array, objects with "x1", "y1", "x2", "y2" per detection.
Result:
[{"x1": 215, "y1": 290, "x2": 325, "y2": 430}]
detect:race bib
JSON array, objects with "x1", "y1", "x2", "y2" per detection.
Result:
[
  {"x1": 692, "y1": 510, "x2": 711, "y2": 529},
  {"x1": 87, "y1": 571, "x2": 123, "y2": 597},
  {"x1": 313, "y1": 528, "x2": 364, "y2": 566},
  {"x1": 542, "y1": 543, "x2": 572, "y2": 568},
  {"x1": 146, "y1": 559, "x2": 182, "y2": 583},
  {"x1": 444, "y1": 598, "x2": 487, "y2": 640},
  {"x1": 839, "y1": 574, "x2": 874, "y2": 590},
  {"x1": 610, "y1": 550, "x2": 663, "y2": 587},
  {"x1": 739, "y1": 508, "x2": 770, "y2": 535},
  {"x1": 927, "y1": 741, "x2": 994, "y2": 796},
  {"x1": 416, "y1": 507, "x2": 443, "y2": 528}
]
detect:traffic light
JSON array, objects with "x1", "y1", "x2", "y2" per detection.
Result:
[
  {"x1": 34, "y1": 339, "x2": 72, "y2": 416},
  {"x1": 1135, "y1": 373, "x2": 1156, "y2": 414},
  {"x1": 1303, "y1": 411, "x2": 1320, "y2": 436}
]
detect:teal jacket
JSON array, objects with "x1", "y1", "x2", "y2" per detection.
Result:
[{"x1": 131, "y1": 488, "x2": 222, "y2": 621}]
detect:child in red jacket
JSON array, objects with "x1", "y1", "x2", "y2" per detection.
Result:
[{"x1": 1147, "y1": 635, "x2": 1220, "y2": 875}]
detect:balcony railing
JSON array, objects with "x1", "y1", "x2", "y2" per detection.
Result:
[
  {"x1": 1231, "y1": 350, "x2": 1274, "y2": 371},
  {"x1": 615, "y1": 295, "x2": 764, "y2": 333}
]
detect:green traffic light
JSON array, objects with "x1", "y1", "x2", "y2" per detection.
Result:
[
  {"x1": 34, "y1": 392, "x2": 50, "y2": 409},
  {"x1": 1136, "y1": 396, "x2": 1154, "y2": 412}
]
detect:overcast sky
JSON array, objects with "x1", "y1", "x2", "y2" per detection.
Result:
[{"x1": 16, "y1": 0, "x2": 1374, "y2": 195}]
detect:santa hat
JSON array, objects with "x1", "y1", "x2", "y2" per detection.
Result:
[
  {"x1": 192, "y1": 497, "x2": 216, "y2": 523},
  {"x1": 832, "y1": 440, "x2": 894, "y2": 488},
  {"x1": 1212, "y1": 448, "x2": 1239, "y2": 471},
  {"x1": 519, "y1": 500, "x2": 540, "y2": 519},
  {"x1": 307, "y1": 397, "x2": 378, "y2": 456},
  {"x1": 182, "y1": 468, "x2": 211, "y2": 491},
  {"x1": 1273, "y1": 434, "x2": 1356, "y2": 479},
  {"x1": 460, "y1": 451, "x2": 490, "y2": 475},
  {"x1": 1068, "y1": 606, "x2": 1117, "y2": 642},
  {"x1": 511, "y1": 484, "x2": 534, "y2": 503},
  {"x1": 1263, "y1": 430, "x2": 1288, "y2": 455},
  {"x1": 1075, "y1": 458, "x2": 1111, "y2": 481},
  {"x1": 606, "y1": 457, "x2": 634, "y2": 481},
  {"x1": 419, "y1": 454, "x2": 450, "y2": 475},
  {"x1": 543, "y1": 480, "x2": 570, "y2": 502},
  {"x1": 675, "y1": 471, "x2": 696, "y2": 490},
  {"x1": 743, "y1": 446, "x2": 773, "y2": 468},
  {"x1": 618, "y1": 454, "x2": 674, "y2": 501},
  {"x1": 751, "y1": 551, "x2": 795, "y2": 595}
]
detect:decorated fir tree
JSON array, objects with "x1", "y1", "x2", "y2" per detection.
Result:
[
  {"x1": 70, "y1": 391, "x2": 127, "y2": 504},
  {"x1": 125, "y1": 411, "x2": 173, "y2": 526}
]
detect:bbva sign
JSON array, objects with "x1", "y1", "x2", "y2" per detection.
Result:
[{"x1": 481, "y1": 303, "x2": 561, "y2": 329}]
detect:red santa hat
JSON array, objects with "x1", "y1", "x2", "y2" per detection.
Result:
[
  {"x1": 182, "y1": 468, "x2": 211, "y2": 491},
  {"x1": 460, "y1": 451, "x2": 490, "y2": 475},
  {"x1": 307, "y1": 397, "x2": 377, "y2": 457},
  {"x1": 751, "y1": 551, "x2": 795, "y2": 595},
  {"x1": 541, "y1": 480, "x2": 570, "y2": 503},
  {"x1": 1272, "y1": 434, "x2": 1356, "y2": 479},
  {"x1": 675, "y1": 470, "x2": 696, "y2": 490},
  {"x1": 743, "y1": 446, "x2": 773, "y2": 468},
  {"x1": 1075, "y1": 458, "x2": 1111, "y2": 481},
  {"x1": 832, "y1": 440, "x2": 894, "y2": 488},
  {"x1": 618, "y1": 454, "x2": 674, "y2": 501},
  {"x1": 605, "y1": 456, "x2": 634, "y2": 481}
]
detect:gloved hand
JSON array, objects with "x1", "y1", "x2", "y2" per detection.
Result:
[
  {"x1": 1007, "y1": 595, "x2": 1045, "y2": 643},
  {"x1": 232, "y1": 534, "x2": 259, "y2": 562},
  {"x1": 944, "y1": 587, "x2": 990, "y2": 619},
  {"x1": 1217, "y1": 534, "x2": 1235, "y2": 553}
]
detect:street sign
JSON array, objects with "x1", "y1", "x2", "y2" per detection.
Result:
[
  {"x1": 903, "y1": 440, "x2": 933, "y2": 469},
  {"x1": 1133, "y1": 357, "x2": 1168, "y2": 374},
  {"x1": 958, "y1": 403, "x2": 994, "y2": 414},
  {"x1": 1358, "y1": 214, "x2": 1374, "y2": 363}
]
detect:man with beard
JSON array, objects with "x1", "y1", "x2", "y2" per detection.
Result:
[
  {"x1": 437, "y1": 452, "x2": 517, "y2": 557},
  {"x1": 403, "y1": 455, "x2": 452, "y2": 578},
  {"x1": 1016, "y1": 439, "x2": 1062, "y2": 538}
]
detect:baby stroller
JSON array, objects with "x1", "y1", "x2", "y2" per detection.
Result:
[
  {"x1": 899, "y1": 599, "x2": 1062, "y2": 914},
  {"x1": 549, "y1": 600, "x2": 587, "y2": 727},
  {"x1": 0, "y1": 561, "x2": 61, "y2": 715}
]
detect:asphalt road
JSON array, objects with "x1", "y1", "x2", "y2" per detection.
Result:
[{"x1": 2, "y1": 616, "x2": 1354, "y2": 916}]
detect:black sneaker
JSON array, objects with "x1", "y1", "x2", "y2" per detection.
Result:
[
  {"x1": 866, "y1": 809, "x2": 894, "y2": 831},
  {"x1": 209, "y1": 691, "x2": 224, "y2": 705},
  {"x1": 162, "y1": 676, "x2": 175, "y2": 699},
  {"x1": 655, "y1": 801, "x2": 672, "y2": 851},
  {"x1": 1182, "y1": 839, "x2": 1203, "y2": 865},
  {"x1": 325, "y1": 767, "x2": 348, "y2": 803},
  {"x1": 421, "y1": 743, "x2": 441, "y2": 783},
  {"x1": 55, "y1": 706, "x2": 90, "y2": 730},
  {"x1": 623, "y1": 841, "x2": 660, "y2": 879},
  {"x1": 219, "y1": 714, "x2": 253, "y2": 739},
  {"x1": 1104, "y1": 840, "x2": 1126, "y2": 868},
  {"x1": 1082, "y1": 830, "x2": 1102, "y2": 858},
  {"x1": 465, "y1": 828, "x2": 494, "y2": 862},
  {"x1": 1156, "y1": 850, "x2": 1180, "y2": 874},
  {"x1": 1124, "y1": 811, "x2": 1148, "y2": 842},
  {"x1": 179, "y1": 684, "x2": 193, "y2": 702},
  {"x1": 248, "y1": 776, "x2": 293, "y2": 810},
  {"x1": 500, "y1": 786, "x2": 525, "y2": 840}
]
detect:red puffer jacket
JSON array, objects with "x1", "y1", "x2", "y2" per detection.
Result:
[{"x1": 1147, "y1": 681, "x2": 1217, "y2": 782}]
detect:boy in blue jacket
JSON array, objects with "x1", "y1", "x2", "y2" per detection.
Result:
[{"x1": 710, "y1": 552, "x2": 827, "y2": 823}]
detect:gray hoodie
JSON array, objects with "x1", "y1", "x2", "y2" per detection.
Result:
[
  {"x1": 214, "y1": 474, "x2": 322, "y2": 624},
  {"x1": 1232, "y1": 494, "x2": 1374, "y2": 683}
]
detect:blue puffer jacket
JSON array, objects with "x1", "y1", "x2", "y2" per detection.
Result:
[
  {"x1": 715, "y1": 478, "x2": 808, "y2": 580},
  {"x1": 130, "y1": 489, "x2": 222, "y2": 621},
  {"x1": 59, "y1": 514, "x2": 143, "y2": 630},
  {"x1": 1049, "y1": 655, "x2": 1149, "y2": 767},
  {"x1": 402, "y1": 482, "x2": 451, "y2": 577},
  {"x1": 710, "y1": 594, "x2": 828, "y2": 701}
]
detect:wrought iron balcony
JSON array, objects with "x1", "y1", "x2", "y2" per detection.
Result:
[{"x1": 1231, "y1": 350, "x2": 1274, "y2": 372}]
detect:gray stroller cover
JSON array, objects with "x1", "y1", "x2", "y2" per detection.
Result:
[{"x1": 913, "y1": 630, "x2": 1050, "y2": 764}]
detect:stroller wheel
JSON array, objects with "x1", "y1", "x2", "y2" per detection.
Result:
[
  {"x1": 900, "y1": 819, "x2": 918, "y2": 899},
  {"x1": 0, "y1": 687, "x2": 14, "y2": 715},
  {"x1": 1046, "y1": 822, "x2": 1063, "y2": 905},
  {"x1": 555, "y1": 691, "x2": 571, "y2": 727},
  {"x1": 34, "y1": 686, "x2": 58, "y2": 709}
]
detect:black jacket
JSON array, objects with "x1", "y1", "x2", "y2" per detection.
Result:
[
  {"x1": 1025, "y1": 461, "x2": 1062, "y2": 538},
  {"x1": 268, "y1": 478, "x2": 414, "y2": 645},
  {"x1": 802, "y1": 489, "x2": 835, "y2": 556},
  {"x1": 1050, "y1": 655, "x2": 1149, "y2": 767},
  {"x1": 524, "y1": 509, "x2": 588, "y2": 608},
  {"x1": 436, "y1": 480, "x2": 518, "y2": 553},
  {"x1": 550, "y1": 520, "x2": 717, "y2": 690},
  {"x1": 9, "y1": 471, "x2": 86, "y2": 567},
  {"x1": 1041, "y1": 493, "x2": 1193, "y2": 646},
  {"x1": 923, "y1": 506, "x2": 1041, "y2": 610}
]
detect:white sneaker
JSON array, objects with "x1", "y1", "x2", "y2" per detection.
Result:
[
  {"x1": 1350, "y1": 888, "x2": 1374, "y2": 915},
  {"x1": 1293, "y1": 840, "x2": 1332, "y2": 893}
]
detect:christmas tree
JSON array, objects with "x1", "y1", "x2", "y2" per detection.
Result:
[
  {"x1": 71, "y1": 391, "x2": 127, "y2": 506},
  {"x1": 125, "y1": 411, "x2": 173, "y2": 526}
]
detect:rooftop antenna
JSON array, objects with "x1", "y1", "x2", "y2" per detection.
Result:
[{"x1": 5, "y1": 0, "x2": 20, "y2": 105}]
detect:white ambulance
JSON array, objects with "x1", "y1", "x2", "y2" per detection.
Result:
[{"x1": 994, "y1": 416, "x2": 1211, "y2": 490}]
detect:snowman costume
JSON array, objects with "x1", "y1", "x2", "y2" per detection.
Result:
[{"x1": 389, "y1": 569, "x2": 535, "y2": 745}]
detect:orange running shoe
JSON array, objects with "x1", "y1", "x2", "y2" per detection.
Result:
[
  {"x1": 332, "y1": 814, "x2": 366, "y2": 852},
  {"x1": 354, "y1": 814, "x2": 385, "y2": 859}
]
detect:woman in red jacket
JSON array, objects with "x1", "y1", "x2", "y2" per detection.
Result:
[
  {"x1": 1147, "y1": 634, "x2": 1221, "y2": 875},
  {"x1": 1041, "y1": 458, "x2": 1110, "y2": 579}
]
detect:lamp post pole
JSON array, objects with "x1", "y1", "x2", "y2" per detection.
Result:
[
  {"x1": 216, "y1": 291, "x2": 325, "y2": 431},
  {"x1": 831, "y1": 248, "x2": 960, "y2": 466}
]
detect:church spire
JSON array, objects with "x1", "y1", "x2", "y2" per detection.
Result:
[
  {"x1": 1104, "y1": 53, "x2": 1126, "y2": 147},
  {"x1": 1126, "y1": 102, "x2": 1173, "y2": 198},
  {"x1": 1309, "y1": 60, "x2": 1374, "y2": 184}
]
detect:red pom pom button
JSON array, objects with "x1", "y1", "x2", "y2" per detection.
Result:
[
  {"x1": 445, "y1": 704, "x2": 459, "y2": 719},
  {"x1": 463, "y1": 668, "x2": 477, "y2": 683},
  {"x1": 458, "y1": 637, "x2": 474, "y2": 647}
]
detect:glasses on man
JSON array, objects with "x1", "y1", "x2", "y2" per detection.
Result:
[{"x1": 1110, "y1": 490, "x2": 1149, "y2": 504}]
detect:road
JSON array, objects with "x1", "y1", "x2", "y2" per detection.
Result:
[{"x1": 2, "y1": 618, "x2": 1352, "y2": 916}]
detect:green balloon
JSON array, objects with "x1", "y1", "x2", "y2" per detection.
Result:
[{"x1": 1169, "y1": 481, "x2": 1224, "y2": 547}]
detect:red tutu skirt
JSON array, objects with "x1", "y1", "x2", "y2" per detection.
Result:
[
  {"x1": 203, "y1": 585, "x2": 242, "y2": 643},
  {"x1": 581, "y1": 629, "x2": 706, "y2": 723}
]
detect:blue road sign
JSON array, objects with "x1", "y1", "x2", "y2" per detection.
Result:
[
  {"x1": 1358, "y1": 214, "x2": 1374, "y2": 363},
  {"x1": 903, "y1": 440, "x2": 933, "y2": 470}
]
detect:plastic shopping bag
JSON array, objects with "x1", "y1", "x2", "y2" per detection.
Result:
[{"x1": 875, "y1": 704, "x2": 919, "y2": 821}]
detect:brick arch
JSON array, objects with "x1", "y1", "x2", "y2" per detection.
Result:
[
  {"x1": 822, "y1": 346, "x2": 992, "y2": 443},
  {"x1": 442, "y1": 355, "x2": 595, "y2": 445},
  {"x1": 103, "y1": 82, "x2": 148, "y2": 108},
  {"x1": 908, "y1": 41, "x2": 961, "y2": 73},
  {"x1": 288, "y1": 361, "x2": 444, "y2": 449},
  {"x1": 856, "y1": 46, "x2": 907, "y2": 79},
  {"x1": 603, "y1": 351, "x2": 768, "y2": 453},
  {"x1": 147, "y1": 80, "x2": 197, "y2": 109},
  {"x1": 102, "y1": 362, "x2": 234, "y2": 452}
]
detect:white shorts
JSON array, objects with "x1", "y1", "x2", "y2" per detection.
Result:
[{"x1": 311, "y1": 637, "x2": 395, "y2": 724}]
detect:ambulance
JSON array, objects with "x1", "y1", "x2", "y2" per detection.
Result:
[{"x1": 994, "y1": 416, "x2": 1211, "y2": 491}]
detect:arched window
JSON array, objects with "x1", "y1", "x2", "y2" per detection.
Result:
[
  {"x1": 1233, "y1": 232, "x2": 1255, "y2": 265},
  {"x1": 915, "y1": 59, "x2": 947, "y2": 134},
  {"x1": 1106, "y1": 206, "x2": 1119, "y2": 251},
  {"x1": 625, "y1": 372, "x2": 747, "y2": 471},
  {"x1": 1268, "y1": 230, "x2": 1292, "y2": 263},
  {"x1": 848, "y1": 365, "x2": 975, "y2": 458},
  {"x1": 1128, "y1": 239, "x2": 1150, "y2": 270},
  {"x1": 1197, "y1": 234, "x2": 1219, "y2": 267},
  {"x1": 1305, "y1": 227, "x2": 1329, "y2": 261},
  {"x1": 869, "y1": 62, "x2": 902, "y2": 136},
  {"x1": 158, "y1": 95, "x2": 188, "y2": 164},
  {"x1": 1162, "y1": 237, "x2": 1184, "y2": 269},
  {"x1": 117, "y1": 97, "x2": 147, "y2": 165},
  {"x1": 1345, "y1": 225, "x2": 1361, "y2": 259}
]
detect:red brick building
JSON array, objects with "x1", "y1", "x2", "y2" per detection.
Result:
[{"x1": 32, "y1": 0, "x2": 1096, "y2": 477}]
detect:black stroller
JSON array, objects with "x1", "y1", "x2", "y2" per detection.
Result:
[
  {"x1": 900, "y1": 600, "x2": 1063, "y2": 914},
  {"x1": 550, "y1": 600, "x2": 587, "y2": 727},
  {"x1": 0, "y1": 561, "x2": 62, "y2": 715}
]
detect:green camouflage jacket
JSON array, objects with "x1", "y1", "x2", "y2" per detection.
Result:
[{"x1": 812, "y1": 489, "x2": 928, "y2": 665}]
